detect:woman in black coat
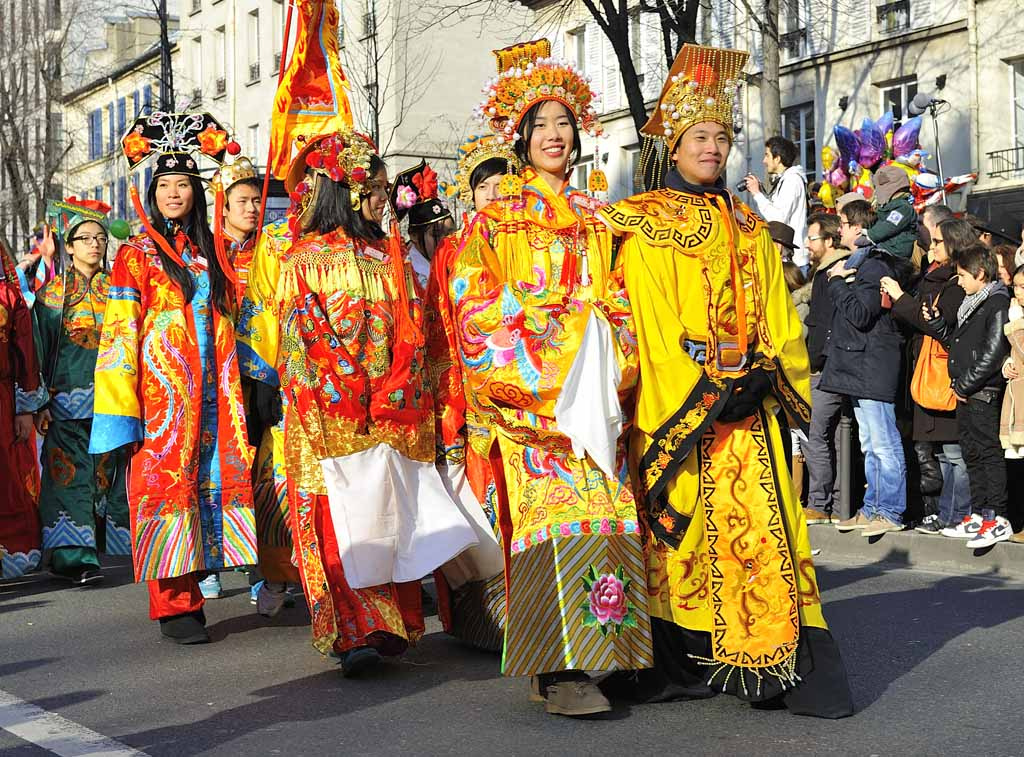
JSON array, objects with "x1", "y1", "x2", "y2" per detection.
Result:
[{"x1": 880, "y1": 218, "x2": 973, "y2": 533}]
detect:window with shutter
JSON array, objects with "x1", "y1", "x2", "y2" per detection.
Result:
[
  {"x1": 603, "y1": 35, "x2": 619, "y2": 113},
  {"x1": 107, "y1": 104, "x2": 114, "y2": 154}
]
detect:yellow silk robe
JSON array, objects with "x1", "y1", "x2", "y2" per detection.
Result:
[
  {"x1": 452, "y1": 168, "x2": 653, "y2": 676},
  {"x1": 599, "y1": 188, "x2": 824, "y2": 684}
]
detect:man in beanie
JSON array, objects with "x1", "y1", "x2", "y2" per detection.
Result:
[{"x1": 861, "y1": 164, "x2": 918, "y2": 261}]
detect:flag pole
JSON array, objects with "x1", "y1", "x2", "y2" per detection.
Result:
[{"x1": 256, "y1": 0, "x2": 295, "y2": 237}]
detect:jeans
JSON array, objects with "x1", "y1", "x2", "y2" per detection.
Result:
[
  {"x1": 957, "y1": 392, "x2": 1008, "y2": 518},
  {"x1": 935, "y1": 443, "x2": 971, "y2": 525},
  {"x1": 804, "y1": 374, "x2": 843, "y2": 513},
  {"x1": 852, "y1": 398, "x2": 907, "y2": 523}
]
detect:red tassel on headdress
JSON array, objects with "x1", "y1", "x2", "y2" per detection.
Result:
[{"x1": 212, "y1": 182, "x2": 240, "y2": 301}]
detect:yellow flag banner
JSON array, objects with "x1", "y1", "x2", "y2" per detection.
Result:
[{"x1": 268, "y1": 0, "x2": 353, "y2": 179}]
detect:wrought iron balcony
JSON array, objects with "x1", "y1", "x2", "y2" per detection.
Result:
[
  {"x1": 781, "y1": 28, "x2": 807, "y2": 60},
  {"x1": 248, "y1": 63, "x2": 260, "y2": 83},
  {"x1": 988, "y1": 146, "x2": 1024, "y2": 178},
  {"x1": 215, "y1": 78, "x2": 226, "y2": 97}
]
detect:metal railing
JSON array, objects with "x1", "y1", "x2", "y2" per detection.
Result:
[
  {"x1": 191, "y1": 87, "x2": 202, "y2": 105},
  {"x1": 781, "y1": 28, "x2": 807, "y2": 60},
  {"x1": 190, "y1": 0, "x2": 200, "y2": 13},
  {"x1": 248, "y1": 62, "x2": 260, "y2": 83},
  {"x1": 215, "y1": 78, "x2": 226, "y2": 97},
  {"x1": 988, "y1": 146, "x2": 1024, "y2": 177}
]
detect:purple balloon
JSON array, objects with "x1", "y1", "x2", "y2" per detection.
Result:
[
  {"x1": 875, "y1": 110, "x2": 895, "y2": 139},
  {"x1": 857, "y1": 119, "x2": 886, "y2": 167},
  {"x1": 892, "y1": 116, "x2": 923, "y2": 159},
  {"x1": 834, "y1": 125, "x2": 859, "y2": 171}
]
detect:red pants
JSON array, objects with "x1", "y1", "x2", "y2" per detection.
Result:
[{"x1": 147, "y1": 573, "x2": 204, "y2": 620}]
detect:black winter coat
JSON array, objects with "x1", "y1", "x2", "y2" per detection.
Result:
[
  {"x1": 890, "y1": 262, "x2": 965, "y2": 441},
  {"x1": 804, "y1": 250, "x2": 850, "y2": 373},
  {"x1": 931, "y1": 289, "x2": 1011, "y2": 398},
  {"x1": 819, "y1": 251, "x2": 906, "y2": 403}
]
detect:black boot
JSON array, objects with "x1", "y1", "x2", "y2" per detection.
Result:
[
  {"x1": 914, "y1": 441, "x2": 943, "y2": 497},
  {"x1": 159, "y1": 611, "x2": 210, "y2": 645}
]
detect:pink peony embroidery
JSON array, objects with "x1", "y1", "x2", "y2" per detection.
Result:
[{"x1": 588, "y1": 573, "x2": 627, "y2": 625}]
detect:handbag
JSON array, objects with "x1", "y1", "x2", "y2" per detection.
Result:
[{"x1": 910, "y1": 295, "x2": 956, "y2": 411}]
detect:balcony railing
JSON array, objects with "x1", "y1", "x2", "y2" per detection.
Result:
[
  {"x1": 190, "y1": 0, "x2": 201, "y2": 13},
  {"x1": 273, "y1": 51, "x2": 282, "y2": 70},
  {"x1": 215, "y1": 78, "x2": 226, "y2": 97},
  {"x1": 877, "y1": 0, "x2": 910, "y2": 34},
  {"x1": 191, "y1": 87, "x2": 202, "y2": 105},
  {"x1": 781, "y1": 28, "x2": 807, "y2": 60},
  {"x1": 248, "y1": 62, "x2": 260, "y2": 83},
  {"x1": 988, "y1": 146, "x2": 1024, "y2": 178}
]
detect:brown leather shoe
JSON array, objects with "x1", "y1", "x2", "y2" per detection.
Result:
[
  {"x1": 544, "y1": 680, "x2": 611, "y2": 716},
  {"x1": 835, "y1": 511, "x2": 872, "y2": 532},
  {"x1": 1009, "y1": 531, "x2": 1024, "y2": 544},
  {"x1": 529, "y1": 676, "x2": 545, "y2": 703},
  {"x1": 803, "y1": 507, "x2": 830, "y2": 524}
]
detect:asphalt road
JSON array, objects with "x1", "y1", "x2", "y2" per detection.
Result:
[{"x1": 2, "y1": 557, "x2": 1023, "y2": 757}]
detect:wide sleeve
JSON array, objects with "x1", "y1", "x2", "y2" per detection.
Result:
[
  {"x1": 11, "y1": 283, "x2": 44, "y2": 414},
  {"x1": 236, "y1": 229, "x2": 283, "y2": 388},
  {"x1": 450, "y1": 215, "x2": 593, "y2": 449},
  {"x1": 89, "y1": 244, "x2": 144, "y2": 454},
  {"x1": 758, "y1": 227, "x2": 812, "y2": 432},
  {"x1": 31, "y1": 289, "x2": 59, "y2": 407}
]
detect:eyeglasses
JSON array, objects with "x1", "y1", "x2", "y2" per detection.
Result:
[
  {"x1": 68, "y1": 234, "x2": 108, "y2": 247},
  {"x1": 807, "y1": 235, "x2": 825, "y2": 242}
]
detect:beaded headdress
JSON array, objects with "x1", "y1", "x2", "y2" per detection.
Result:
[
  {"x1": 212, "y1": 156, "x2": 259, "y2": 195},
  {"x1": 642, "y1": 44, "x2": 748, "y2": 149},
  {"x1": 453, "y1": 134, "x2": 519, "y2": 206},
  {"x1": 285, "y1": 127, "x2": 378, "y2": 236},
  {"x1": 46, "y1": 197, "x2": 110, "y2": 242},
  {"x1": 475, "y1": 38, "x2": 603, "y2": 144}
]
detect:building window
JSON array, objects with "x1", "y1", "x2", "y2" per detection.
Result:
[
  {"x1": 94, "y1": 186, "x2": 102, "y2": 201},
  {"x1": 106, "y1": 104, "x2": 115, "y2": 154},
  {"x1": 568, "y1": 26, "x2": 586, "y2": 73},
  {"x1": 214, "y1": 26, "x2": 227, "y2": 97},
  {"x1": 573, "y1": 156, "x2": 593, "y2": 190},
  {"x1": 143, "y1": 85, "x2": 152, "y2": 113},
  {"x1": 272, "y1": 0, "x2": 285, "y2": 66},
  {"x1": 877, "y1": 1, "x2": 910, "y2": 34},
  {"x1": 132, "y1": 89, "x2": 140, "y2": 118},
  {"x1": 248, "y1": 10, "x2": 260, "y2": 82},
  {"x1": 880, "y1": 77, "x2": 917, "y2": 123},
  {"x1": 117, "y1": 177, "x2": 127, "y2": 219},
  {"x1": 782, "y1": 102, "x2": 816, "y2": 180},
  {"x1": 193, "y1": 35, "x2": 203, "y2": 90},
  {"x1": 249, "y1": 124, "x2": 260, "y2": 160},
  {"x1": 780, "y1": 0, "x2": 807, "y2": 60},
  {"x1": 116, "y1": 97, "x2": 126, "y2": 140},
  {"x1": 88, "y1": 108, "x2": 102, "y2": 160},
  {"x1": 1013, "y1": 59, "x2": 1024, "y2": 148}
]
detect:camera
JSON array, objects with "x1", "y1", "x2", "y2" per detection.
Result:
[{"x1": 735, "y1": 178, "x2": 749, "y2": 193}]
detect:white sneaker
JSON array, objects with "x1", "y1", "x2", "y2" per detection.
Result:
[
  {"x1": 257, "y1": 581, "x2": 288, "y2": 618},
  {"x1": 940, "y1": 513, "x2": 983, "y2": 538},
  {"x1": 965, "y1": 516, "x2": 1013, "y2": 549}
]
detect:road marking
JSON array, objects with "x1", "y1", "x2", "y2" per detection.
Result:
[{"x1": 0, "y1": 688, "x2": 149, "y2": 757}]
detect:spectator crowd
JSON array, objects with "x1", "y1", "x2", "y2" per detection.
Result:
[{"x1": 763, "y1": 136, "x2": 1024, "y2": 549}]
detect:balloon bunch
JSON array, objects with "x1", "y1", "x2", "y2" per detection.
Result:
[{"x1": 817, "y1": 110, "x2": 974, "y2": 210}]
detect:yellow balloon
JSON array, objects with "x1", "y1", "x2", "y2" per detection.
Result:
[
  {"x1": 818, "y1": 181, "x2": 835, "y2": 208},
  {"x1": 821, "y1": 145, "x2": 836, "y2": 171}
]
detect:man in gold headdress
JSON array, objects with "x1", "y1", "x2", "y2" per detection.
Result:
[{"x1": 598, "y1": 45, "x2": 853, "y2": 717}]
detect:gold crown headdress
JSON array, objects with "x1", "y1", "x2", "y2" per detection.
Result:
[
  {"x1": 453, "y1": 134, "x2": 520, "y2": 205},
  {"x1": 285, "y1": 126, "x2": 378, "y2": 237},
  {"x1": 212, "y1": 156, "x2": 259, "y2": 194},
  {"x1": 475, "y1": 38, "x2": 603, "y2": 144},
  {"x1": 642, "y1": 44, "x2": 748, "y2": 149}
]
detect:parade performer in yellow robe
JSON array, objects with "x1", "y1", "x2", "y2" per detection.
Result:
[
  {"x1": 597, "y1": 45, "x2": 852, "y2": 717},
  {"x1": 237, "y1": 128, "x2": 479, "y2": 676},
  {"x1": 452, "y1": 39, "x2": 653, "y2": 716},
  {"x1": 427, "y1": 134, "x2": 520, "y2": 652}
]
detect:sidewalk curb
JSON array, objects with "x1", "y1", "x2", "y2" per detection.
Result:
[{"x1": 808, "y1": 525, "x2": 1024, "y2": 579}]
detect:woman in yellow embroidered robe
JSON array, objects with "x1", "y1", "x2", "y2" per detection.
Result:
[
  {"x1": 452, "y1": 161, "x2": 653, "y2": 681},
  {"x1": 89, "y1": 173, "x2": 258, "y2": 638}
]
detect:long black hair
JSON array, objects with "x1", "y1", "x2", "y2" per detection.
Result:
[
  {"x1": 513, "y1": 101, "x2": 581, "y2": 173},
  {"x1": 305, "y1": 154, "x2": 387, "y2": 243},
  {"x1": 145, "y1": 174, "x2": 233, "y2": 316}
]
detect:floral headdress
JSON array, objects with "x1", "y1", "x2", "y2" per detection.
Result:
[
  {"x1": 389, "y1": 160, "x2": 452, "y2": 228},
  {"x1": 453, "y1": 134, "x2": 519, "y2": 205},
  {"x1": 474, "y1": 38, "x2": 603, "y2": 144},
  {"x1": 121, "y1": 111, "x2": 238, "y2": 178},
  {"x1": 285, "y1": 127, "x2": 378, "y2": 236}
]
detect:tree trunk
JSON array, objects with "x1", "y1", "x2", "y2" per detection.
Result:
[{"x1": 761, "y1": 0, "x2": 781, "y2": 139}]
